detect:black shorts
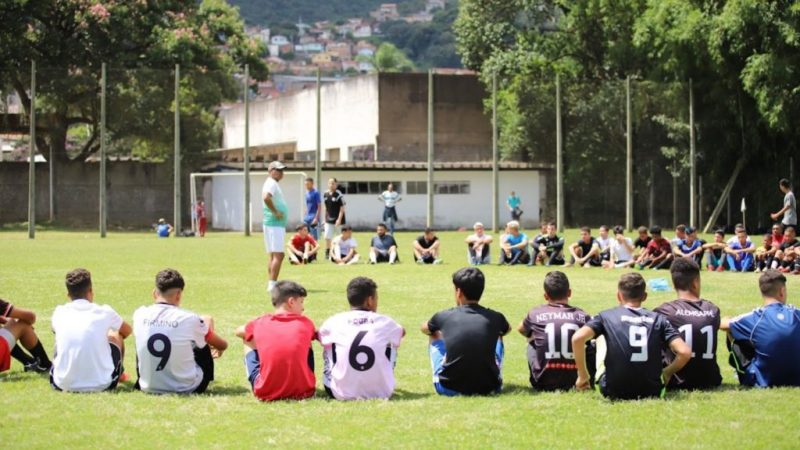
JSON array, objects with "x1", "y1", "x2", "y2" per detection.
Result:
[
  {"x1": 419, "y1": 254, "x2": 435, "y2": 264},
  {"x1": 375, "y1": 251, "x2": 391, "y2": 263},
  {"x1": 51, "y1": 342, "x2": 123, "y2": 392},
  {"x1": 192, "y1": 346, "x2": 215, "y2": 394}
]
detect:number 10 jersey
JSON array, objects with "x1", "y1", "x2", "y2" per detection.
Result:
[{"x1": 319, "y1": 310, "x2": 404, "y2": 400}]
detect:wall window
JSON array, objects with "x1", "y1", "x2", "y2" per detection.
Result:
[
  {"x1": 339, "y1": 181, "x2": 402, "y2": 195},
  {"x1": 434, "y1": 181, "x2": 470, "y2": 194},
  {"x1": 406, "y1": 181, "x2": 427, "y2": 195}
]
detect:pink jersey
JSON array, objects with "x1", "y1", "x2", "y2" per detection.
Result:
[{"x1": 319, "y1": 310, "x2": 404, "y2": 400}]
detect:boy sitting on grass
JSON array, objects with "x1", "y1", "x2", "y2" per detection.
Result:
[
  {"x1": 572, "y1": 273, "x2": 691, "y2": 400},
  {"x1": 133, "y1": 269, "x2": 228, "y2": 394},
  {"x1": 702, "y1": 229, "x2": 727, "y2": 271},
  {"x1": 331, "y1": 225, "x2": 360, "y2": 265},
  {"x1": 236, "y1": 280, "x2": 317, "y2": 401},
  {"x1": 287, "y1": 223, "x2": 320, "y2": 265},
  {"x1": 421, "y1": 267, "x2": 510, "y2": 396},
  {"x1": 636, "y1": 226, "x2": 673, "y2": 270},
  {"x1": 0, "y1": 298, "x2": 51, "y2": 373},
  {"x1": 51, "y1": 268, "x2": 132, "y2": 392}
]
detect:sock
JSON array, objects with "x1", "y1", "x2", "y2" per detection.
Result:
[
  {"x1": 370, "y1": 254, "x2": 377, "y2": 263},
  {"x1": 390, "y1": 253, "x2": 397, "y2": 263},
  {"x1": 11, "y1": 345, "x2": 35, "y2": 365},
  {"x1": 28, "y1": 340, "x2": 51, "y2": 366},
  {"x1": 268, "y1": 280, "x2": 276, "y2": 291}
]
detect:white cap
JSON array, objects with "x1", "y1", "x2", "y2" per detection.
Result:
[{"x1": 268, "y1": 161, "x2": 286, "y2": 171}]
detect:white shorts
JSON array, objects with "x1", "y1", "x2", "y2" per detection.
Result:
[
  {"x1": 0, "y1": 328, "x2": 15, "y2": 349},
  {"x1": 323, "y1": 223, "x2": 340, "y2": 240},
  {"x1": 263, "y1": 226, "x2": 286, "y2": 253}
]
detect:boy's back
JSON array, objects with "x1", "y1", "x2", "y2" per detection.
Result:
[
  {"x1": 729, "y1": 303, "x2": 800, "y2": 387},
  {"x1": 51, "y1": 300, "x2": 123, "y2": 392},
  {"x1": 245, "y1": 313, "x2": 316, "y2": 401},
  {"x1": 654, "y1": 299, "x2": 722, "y2": 390},
  {"x1": 587, "y1": 305, "x2": 680, "y2": 399},
  {"x1": 319, "y1": 310, "x2": 404, "y2": 400},
  {"x1": 133, "y1": 303, "x2": 209, "y2": 393},
  {"x1": 521, "y1": 303, "x2": 593, "y2": 390},
  {"x1": 428, "y1": 304, "x2": 509, "y2": 395}
]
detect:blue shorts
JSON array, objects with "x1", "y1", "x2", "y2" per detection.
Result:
[
  {"x1": 429, "y1": 339, "x2": 504, "y2": 396},
  {"x1": 244, "y1": 350, "x2": 261, "y2": 388}
]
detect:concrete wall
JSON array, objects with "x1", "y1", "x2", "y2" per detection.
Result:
[
  {"x1": 0, "y1": 162, "x2": 173, "y2": 227},
  {"x1": 221, "y1": 75, "x2": 380, "y2": 160},
  {"x1": 209, "y1": 169, "x2": 544, "y2": 232}
]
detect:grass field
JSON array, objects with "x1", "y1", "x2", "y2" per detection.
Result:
[{"x1": 1, "y1": 229, "x2": 800, "y2": 449}]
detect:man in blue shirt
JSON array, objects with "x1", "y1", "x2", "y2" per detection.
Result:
[
  {"x1": 303, "y1": 178, "x2": 322, "y2": 241},
  {"x1": 721, "y1": 270, "x2": 800, "y2": 387},
  {"x1": 507, "y1": 191, "x2": 522, "y2": 221},
  {"x1": 500, "y1": 221, "x2": 529, "y2": 265},
  {"x1": 725, "y1": 226, "x2": 755, "y2": 272},
  {"x1": 156, "y1": 218, "x2": 173, "y2": 238}
]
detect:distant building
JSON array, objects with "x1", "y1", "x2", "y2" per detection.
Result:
[
  {"x1": 357, "y1": 47, "x2": 375, "y2": 58},
  {"x1": 405, "y1": 12, "x2": 433, "y2": 23},
  {"x1": 311, "y1": 52, "x2": 334, "y2": 65},
  {"x1": 326, "y1": 42, "x2": 353, "y2": 60},
  {"x1": 426, "y1": 0, "x2": 446, "y2": 12},
  {"x1": 353, "y1": 25, "x2": 372, "y2": 38},
  {"x1": 357, "y1": 61, "x2": 375, "y2": 73},
  {"x1": 370, "y1": 3, "x2": 400, "y2": 22}
]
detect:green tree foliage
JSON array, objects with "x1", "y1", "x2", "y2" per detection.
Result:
[
  {"x1": 381, "y1": 3, "x2": 462, "y2": 68},
  {"x1": 0, "y1": 0, "x2": 267, "y2": 165},
  {"x1": 371, "y1": 43, "x2": 416, "y2": 73}
]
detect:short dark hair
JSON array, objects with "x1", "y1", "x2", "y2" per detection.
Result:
[
  {"x1": 66, "y1": 268, "x2": 92, "y2": 299},
  {"x1": 346, "y1": 277, "x2": 377, "y2": 307},
  {"x1": 452, "y1": 267, "x2": 485, "y2": 301},
  {"x1": 613, "y1": 225, "x2": 624, "y2": 235},
  {"x1": 779, "y1": 178, "x2": 790, "y2": 189},
  {"x1": 715, "y1": 229, "x2": 725, "y2": 238},
  {"x1": 424, "y1": 227, "x2": 434, "y2": 234},
  {"x1": 676, "y1": 224, "x2": 686, "y2": 233},
  {"x1": 377, "y1": 222, "x2": 387, "y2": 229},
  {"x1": 599, "y1": 225, "x2": 609, "y2": 232},
  {"x1": 156, "y1": 269, "x2": 185, "y2": 293},
  {"x1": 305, "y1": 177, "x2": 314, "y2": 183},
  {"x1": 543, "y1": 271, "x2": 570, "y2": 300},
  {"x1": 759, "y1": 270, "x2": 786, "y2": 298},
  {"x1": 735, "y1": 225, "x2": 746, "y2": 234},
  {"x1": 271, "y1": 280, "x2": 307, "y2": 307},
  {"x1": 637, "y1": 226, "x2": 648, "y2": 233},
  {"x1": 670, "y1": 258, "x2": 699, "y2": 291},
  {"x1": 341, "y1": 224, "x2": 353, "y2": 232},
  {"x1": 650, "y1": 225, "x2": 662, "y2": 236},
  {"x1": 618, "y1": 273, "x2": 646, "y2": 301},
  {"x1": 296, "y1": 223, "x2": 308, "y2": 231},
  {"x1": 580, "y1": 226, "x2": 591, "y2": 233}
]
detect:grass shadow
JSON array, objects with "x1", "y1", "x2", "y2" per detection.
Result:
[
  {"x1": 500, "y1": 383, "x2": 536, "y2": 395},
  {"x1": 0, "y1": 370, "x2": 49, "y2": 383},
  {"x1": 391, "y1": 388, "x2": 433, "y2": 401}
]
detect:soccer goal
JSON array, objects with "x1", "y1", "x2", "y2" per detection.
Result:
[{"x1": 189, "y1": 171, "x2": 308, "y2": 233}]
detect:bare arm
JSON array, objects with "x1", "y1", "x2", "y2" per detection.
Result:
[
  {"x1": 572, "y1": 326, "x2": 596, "y2": 390},
  {"x1": 663, "y1": 338, "x2": 691, "y2": 384},
  {"x1": 206, "y1": 331, "x2": 229, "y2": 352},
  {"x1": 118, "y1": 321, "x2": 133, "y2": 339},
  {"x1": 420, "y1": 321, "x2": 432, "y2": 335},
  {"x1": 235, "y1": 325, "x2": 247, "y2": 339},
  {"x1": 9, "y1": 305, "x2": 36, "y2": 325}
]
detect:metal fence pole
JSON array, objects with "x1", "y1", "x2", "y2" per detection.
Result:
[
  {"x1": 243, "y1": 64, "x2": 251, "y2": 236},
  {"x1": 689, "y1": 78, "x2": 696, "y2": 228},
  {"x1": 625, "y1": 76, "x2": 633, "y2": 231},
  {"x1": 315, "y1": 68, "x2": 322, "y2": 186},
  {"x1": 28, "y1": 60, "x2": 36, "y2": 239},
  {"x1": 173, "y1": 64, "x2": 181, "y2": 235},
  {"x1": 99, "y1": 63, "x2": 107, "y2": 237},
  {"x1": 427, "y1": 69, "x2": 434, "y2": 228},
  {"x1": 555, "y1": 74, "x2": 564, "y2": 232},
  {"x1": 492, "y1": 71, "x2": 499, "y2": 233}
]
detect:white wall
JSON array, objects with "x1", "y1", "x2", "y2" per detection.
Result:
[
  {"x1": 221, "y1": 75, "x2": 380, "y2": 160},
  {"x1": 206, "y1": 170, "x2": 544, "y2": 231}
]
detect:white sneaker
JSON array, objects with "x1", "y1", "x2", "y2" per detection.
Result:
[{"x1": 433, "y1": 258, "x2": 443, "y2": 265}]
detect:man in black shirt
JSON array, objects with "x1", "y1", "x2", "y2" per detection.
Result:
[
  {"x1": 654, "y1": 258, "x2": 722, "y2": 390},
  {"x1": 566, "y1": 227, "x2": 601, "y2": 267},
  {"x1": 774, "y1": 226, "x2": 800, "y2": 273},
  {"x1": 422, "y1": 267, "x2": 510, "y2": 396},
  {"x1": 323, "y1": 178, "x2": 346, "y2": 259},
  {"x1": 572, "y1": 273, "x2": 691, "y2": 400},
  {"x1": 413, "y1": 228, "x2": 441, "y2": 264},
  {"x1": 534, "y1": 222, "x2": 566, "y2": 266},
  {"x1": 518, "y1": 271, "x2": 595, "y2": 390}
]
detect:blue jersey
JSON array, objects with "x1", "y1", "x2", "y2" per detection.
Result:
[
  {"x1": 304, "y1": 189, "x2": 321, "y2": 223},
  {"x1": 729, "y1": 303, "x2": 800, "y2": 387},
  {"x1": 505, "y1": 233, "x2": 527, "y2": 247},
  {"x1": 508, "y1": 195, "x2": 521, "y2": 209},
  {"x1": 156, "y1": 224, "x2": 170, "y2": 237},
  {"x1": 678, "y1": 239, "x2": 703, "y2": 254}
]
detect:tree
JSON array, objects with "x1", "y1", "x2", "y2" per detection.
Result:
[
  {"x1": 0, "y1": 0, "x2": 268, "y2": 166},
  {"x1": 372, "y1": 43, "x2": 415, "y2": 73}
]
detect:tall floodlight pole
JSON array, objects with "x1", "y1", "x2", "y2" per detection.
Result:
[
  {"x1": 99, "y1": 63, "x2": 108, "y2": 237},
  {"x1": 492, "y1": 71, "x2": 499, "y2": 233},
  {"x1": 315, "y1": 68, "x2": 322, "y2": 187},
  {"x1": 625, "y1": 76, "x2": 633, "y2": 231},
  {"x1": 555, "y1": 74, "x2": 564, "y2": 232},
  {"x1": 427, "y1": 69, "x2": 434, "y2": 228},
  {"x1": 173, "y1": 64, "x2": 181, "y2": 235},
  {"x1": 243, "y1": 64, "x2": 251, "y2": 236},
  {"x1": 28, "y1": 60, "x2": 36, "y2": 239},
  {"x1": 689, "y1": 78, "x2": 696, "y2": 228}
]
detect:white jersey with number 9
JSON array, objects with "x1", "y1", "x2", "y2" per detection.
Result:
[{"x1": 319, "y1": 310, "x2": 404, "y2": 400}]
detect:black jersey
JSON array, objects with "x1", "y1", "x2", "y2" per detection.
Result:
[
  {"x1": 634, "y1": 236, "x2": 652, "y2": 249},
  {"x1": 654, "y1": 299, "x2": 722, "y2": 390},
  {"x1": 521, "y1": 303, "x2": 595, "y2": 391},
  {"x1": 323, "y1": 190, "x2": 346, "y2": 224},
  {"x1": 539, "y1": 236, "x2": 565, "y2": 255},
  {"x1": 575, "y1": 238, "x2": 598, "y2": 256},
  {"x1": 586, "y1": 306, "x2": 680, "y2": 400}
]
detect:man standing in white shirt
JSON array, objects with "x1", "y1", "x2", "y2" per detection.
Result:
[
  {"x1": 263, "y1": 161, "x2": 289, "y2": 293},
  {"x1": 133, "y1": 269, "x2": 228, "y2": 394},
  {"x1": 51, "y1": 269, "x2": 132, "y2": 392},
  {"x1": 378, "y1": 183, "x2": 402, "y2": 235},
  {"x1": 319, "y1": 277, "x2": 404, "y2": 400}
]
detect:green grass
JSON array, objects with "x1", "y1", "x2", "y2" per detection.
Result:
[{"x1": 1, "y1": 230, "x2": 799, "y2": 449}]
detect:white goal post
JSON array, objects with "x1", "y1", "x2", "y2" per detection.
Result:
[{"x1": 189, "y1": 171, "x2": 308, "y2": 233}]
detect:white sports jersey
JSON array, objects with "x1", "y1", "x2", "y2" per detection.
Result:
[
  {"x1": 319, "y1": 310, "x2": 404, "y2": 400},
  {"x1": 133, "y1": 303, "x2": 209, "y2": 394},
  {"x1": 51, "y1": 299, "x2": 123, "y2": 392}
]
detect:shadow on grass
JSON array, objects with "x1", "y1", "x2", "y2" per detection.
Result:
[
  {"x1": 0, "y1": 370, "x2": 49, "y2": 383},
  {"x1": 501, "y1": 383, "x2": 537, "y2": 395}
]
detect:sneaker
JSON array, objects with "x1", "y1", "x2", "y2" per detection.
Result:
[
  {"x1": 433, "y1": 258, "x2": 443, "y2": 265},
  {"x1": 416, "y1": 258, "x2": 424, "y2": 264},
  {"x1": 706, "y1": 265, "x2": 714, "y2": 271},
  {"x1": 716, "y1": 266, "x2": 724, "y2": 272},
  {"x1": 119, "y1": 372, "x2": 131, "y2": 383},
  {"x1": 23, "y1": 358, "x2": 51, "y2": 374}
]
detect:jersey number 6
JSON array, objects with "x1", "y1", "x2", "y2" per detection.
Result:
[{"x1": 348, "y1": 331, "x2": 375, "y2": 372}]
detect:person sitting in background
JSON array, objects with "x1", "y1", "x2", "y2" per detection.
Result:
[
  {"x1": 566, "y1": 227, "x2": 601, "y2": 268},
  {"x1": 369, "y1": 223, "x2": 398, "y2": 264},
  {"x1": 633, "y1": 226, "x2": 651, "y2": 258},
  {"x1": 703, "y1": 230, "x2": 727, "y2": 271},
  {"x1": 603, "y1": 225, "x2": 635, "y2": 269},
  {"x1": 287, "y1": 224, "x2": 320, "y2": 265},
  {"x1": 771, "y1": 223, "x2": 785, "y2": 248},
  {"x1": 754, "y1": 234, "x2": 775, "y2": 273},
  {"x1": 156, "y1": 218, "x2": 173, "y2": 238},
  {"x1": 725, "y1": 226, "x2": 755, "y2": 272},
  {"x1": 773, "y1": 226, "x2": 799, "y2": 273},
  {"x1": 674, "y1": 226, "x2": 705, "y2": 266},
  {"x1": 465, "y1": 222, "x2": 493, "y2": 265},
  {"x1": 413, "y1": 228, "x2": 442, "y2": 264},
  {"x1": 671, "y1": 224, "x2": 687, "y2": 249},
  {"x1": 535, "y1": 222, "x2": 566, "y2": 266},
  {"x1": 528, "y1": 222, "x2": 549, "y2": 265},
  {"x1": 331, "y1": 225, "x2": 359, "y2": 265},
  {"x1": 0, "y1": 297, "x2": 52, "y2": 373},
  {"x1": 499, "y1": 221, "x2": 529, "y2": 265},
  {"x1": 636, "y1": 226, "x2": 673, "y2": 270},
  {"x1": 596, "y1": 225, "x2": 612, "y2": 263}
]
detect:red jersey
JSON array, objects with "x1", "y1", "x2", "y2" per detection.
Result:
[
  {"x1": 244, "y1": 313, "x2": 317, "y2": 401},
  {"x1": 646, "y1": 238, "x2": 671, "y2": 257},
  {"x1": 772, "y1": 233, "x2": 784, "y2": 249},
  {"x1": 290, "y1": 234, "x2": 317, "y2": 251}
]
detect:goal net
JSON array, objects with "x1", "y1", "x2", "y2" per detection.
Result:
[{"x1": 189, "y1": 171, "x2": 308, "y2": 233}]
